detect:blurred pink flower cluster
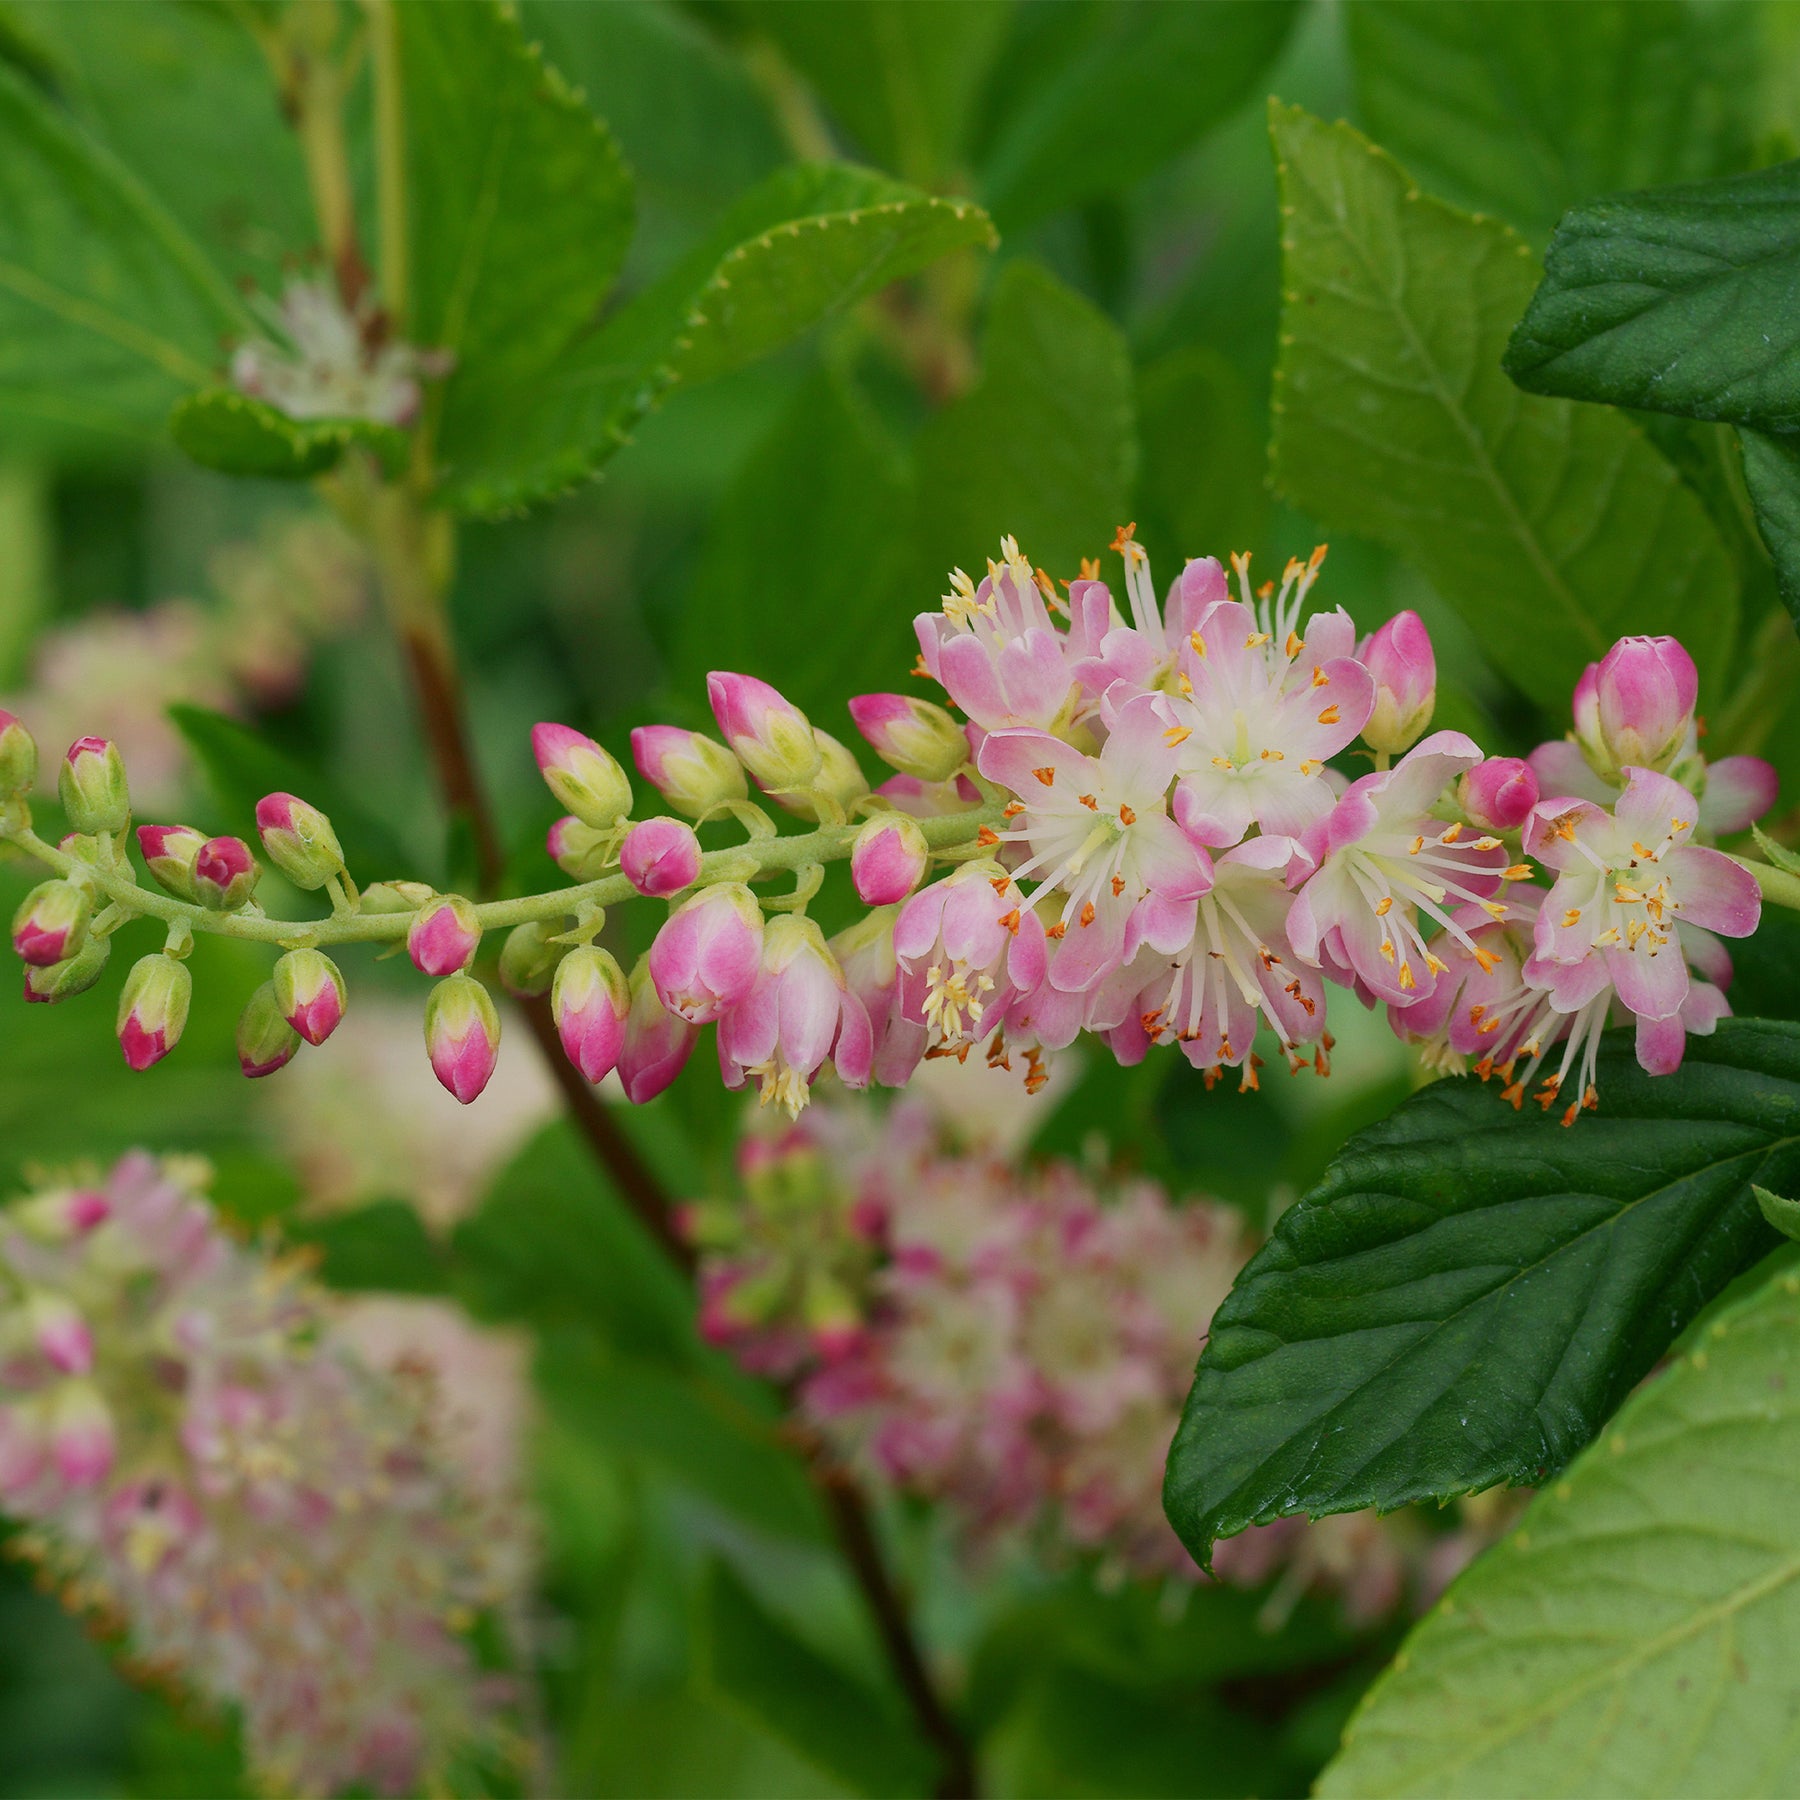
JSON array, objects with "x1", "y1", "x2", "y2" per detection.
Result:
[
  {"x1": 682, "y1": 1100, "x2": 1499, "y2": 1616},
  {"x1": 0, "y1": 1153, "x2": 525, "y2": 1796}
]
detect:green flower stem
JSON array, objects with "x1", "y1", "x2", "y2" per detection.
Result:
[
  {"x1": 1733, "y1": 855, "x2": 1800, "y2": 916},
  {"x1": 2, "y1": 804, "x2": 1005, "y2": 951}
]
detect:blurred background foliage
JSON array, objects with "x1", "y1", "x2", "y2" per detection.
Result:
[{"x1": 0, "y1": 1, "x2": 1797, "y2": 1793}]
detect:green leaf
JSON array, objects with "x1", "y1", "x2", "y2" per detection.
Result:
[
  {"x1": 700, "y1": 1561, "x2": 938, "y2": 1799},
  {"x1": 1505, "y1": 160, "x2": 1800, "y2": 431},
  {"x1": 1346, "y1": 0, "x2": 1761, "y2": 247},
  {"x1": 1268, "y1": 103, "x2": 1739, "y2": 707},
  {"x1": 0, "y1": 58, "x2": 249, "y2": 452},
  {"x1": 288, "y1": 1198, "x2": 450, "y2": 1295},
  {"x1": 914, "y1": 258, "x2": 1136, "y2": 585},
  {"x1": 1754, "y1": 1182, "x2": 1800, "y2": 1241},
  {"x1": 1753, "y1": 819, "x2": 1800, "y2": 877},
  {"x1": 1737, "y1": 428, "x2": 1800, "y2": 625},
  {"x1": 669, "y1": 363, "x2": 912, "y2": 732},
  {"x1": 977, "y1": 1, "x2": 1300, "y2": 229},
  {"x1": 1162, "y1": 1021, "x2": 1798, "y2": 1569},
  {"x1": 1317, "y1": 1263, "x2": 1800, "y2": 1798},
  {"x1": 167, "y1": 703, "x2": 415, "y2": 882},
  {"x1": 168, "y1": 388, "x2": 407, "y2": 480},
  {"x1": 745, "y1": 0, "x2": 1012, "y2": 184},
  {"x1": 437, "y1": 161, "x2": 994, "y2": 516}
]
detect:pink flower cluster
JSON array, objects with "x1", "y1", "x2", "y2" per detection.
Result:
[
  {"x1": 0, "y1": 1154, "x2": 523, "y2": 1796},
  {"x1": 682, "y1": 1100, "x2": 1502, "y2": 1613}
]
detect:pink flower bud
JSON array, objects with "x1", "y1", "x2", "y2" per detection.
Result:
[
  {"x1": 706, "y1": 672, "x2": 821, "y2": 792},
  {"x1": 423, "y1": 972, "x2": 500, "y2": 1105},
  {"x1": 361, "y1": 879, "x2": 437, "y2": 913},
  {"x1": 851, "y1": 814, "x2": 928, "y2": 905},
  {"x1": 618, "y1": 955, "x2": 697, "y2": 1103},
  {"x1": 27, "y1": 1292, "x2": 92, "y2": 1375},
  {"x1": 551, "y1": 945, "x2": 630, "y2": 1084},
  {"x1": 0, "y1": 708, "x2": 37, "y2": 800},
  {"x1": 23, "y1": 935, "x2": 110, "y2": 1005},
  {"x1": 12, "y1": 879, "x2": 91, "y2": 967},
  {"x1": 59, "y1": 736, "x2": 130, "y2": 836},
  {"x1": 13, "y1": 1186, "x2": 109, "y2": 1240},
  {"x1": 649, "y1": 882, "x2": 764, "y2": 1023},
  {"x1": 531, "y1": 722, "x2": 632, "y2": 828},
  {"x1": 193, "y1": 835, "x2": 259, "y2": 911},
  {"x1": 1579, "y1": 635, "x2": 1699, "y2": 778},
  {"x1": 498, "y1": 920, "x2": 561, "y2": 997},
  {"x1": 621, "y1": 816, "x2": 702, "y2": 897},
  {"x1": 48, "y1": 1379, "x2": 114, "y2": 1487},
  {"x1": 254, "y1": 791, "x2": 345, "y2": 890},
  {"x1": 847, "y1": 694, "x2": 969, "y2": 784},
  {"x1": 831, "y1": 906, "x2": 923, "y2": 1088},
  {"x1": 237, "y1": 981, "x2": 301, "y2": 1078},
  {"x1": 137, "y1": 823, "x2": 207, "y2": 901},
  {"x1": 630, "y1": 725, "x2": 747, "y2": 818},
  {"x1": 116, "y1": 953, "x2": 191, "y2": 1070},
  {"x1": 271, "y1": 948, "x2": 346, "y2": 1046},
  {"x1": 1456, "y1": 757, "x2": 1539, "y2": 832},
  {"x1": 1357, "y1": 611, "x2": 1436, "y2": 754},
  {"x1": 408, "y1": 894, "x2": 481, "y2": 976},
  {"x1": 546, "y1": 815, "x2": 613, "y2": 880}
]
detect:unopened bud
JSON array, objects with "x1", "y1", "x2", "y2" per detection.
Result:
[
  {"x1": 630, "y1": 725, "x2": 747, "y2": 818},
  {"x1": 532, "y1": 723, "x2": 632, "y2": 829},
  {"x1": 546, "y1": 815, "x2": 614, "y2": 880},
  {"x1": 620, "y1": 816, "x2": 702, "y2": 897},
  {"x1": 26, "y1": 1291, "x2": 92, "y2": 1376},
  {"x1": 23, "y1": 934, "x2": 110, "y2": 1005},
  {"x1": 117, "y1": 952, "x2": 191, "y2": 1070},
  {"x1": 59, "y1": 737, "x2": 130, "y2": 836},
  {"x1": 847, "y1": 693, "x2": 969, "y2": 783},
  {"x1": 238, "y1": 980, "x2": 301, "y2": 1078},
  {"x1": 11, "y1": 1186, "x2": 109, "y2": 1239},
  {"x1": 423, "y1": 972, "x2": 501, "y2": 1105},
  {"x1": 1358, "y1": 611, "x2": 1436, "y2": 754},
  {"x1": 552, "y1": 945, "x2": 629, "y2": 1084},
  {"x1": 254, "y1": 791, "x2": 345, "y2": 890},
  {"x1": 361, "y1": 879, "x2": 437, "y2": 914},
  {"x1": 851, "y1": 815, "x2": 928, "y2": 905},
  {"x1": 498, "y1": 919, "x2": 563, "y2": 997},
  {"x1": 706, "y1": 672, "x2": 821, "y2": 792},
  {"x1": 271, "y1": 948, "x2": 346, "y2": 1046},
  {"x1": 136, "y1": 824, "x2": 207, "y2": 901},
  {"x1": 771, "y1": 729, "x2": 870, "y2": 822},
  {"x1": 0, "y1": 709, "x2": 38, "y2": 799},
  {"x1": 649, "y1": 882, "x2": 764, "y2": 1024},
  {"x1": 1457, "y1": 757, "x2": 1539, "y2": 833},
  {"x1": 1576, "y1": 635, "x2": 1698, "y2": 779},
  {"x1": 408, "y1": 893, "x2": 481, "y2": 977},
  {"x1": 193, "y1": 835, "x2": 259, "y2": 911},
  {"x1": 618, "y1": 954, "x2": 697, "y2": 1103},
  {"x1": 48, "y1": 1379, "x2": 113, "y2": 1487},
  {"x1": 12, "y1": 879, "x2": 91, "y2": 967}
]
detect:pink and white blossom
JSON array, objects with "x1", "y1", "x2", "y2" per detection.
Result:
[{"x1": 895, "y1": 862, "x2": 1048, "y2": 1052}]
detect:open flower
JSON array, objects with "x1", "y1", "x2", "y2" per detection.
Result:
[{"x1": 895, "y1": 862, "x2": 1048, "y2": 1054}]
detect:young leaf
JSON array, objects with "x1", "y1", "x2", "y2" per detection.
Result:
[
  {"x1": 1317, "y1": 1263, "x2": 1800, "y2": 1798},
  {"x1": 437, "y1": 162, "x2": 994, "y2": 516},
  {"x1": 0, "y1": 60, "x2": 249, "y2": 450},
  {"x1": 1346, "y1": 0, "x2": 1760, "y2": 247},
  {"x1": 700, "y1": 1561, "x2": 939, "y2": 1799},
  {"x1": 1754, "y1": 1184, "x2": 1800, "y2": 1242},
  {"x1": 1268, "y1": 103, "x2": 1738, "y2": 707},
  {"x1": 977, "y1": 1, "x2": 1300, "y2": 229},
  {"x1": 169, "y1": 388, "x2": 407, "y2": 480},
  {"x1": 914, "y1": 258, "x2": 1136, "y2": 586},
  {"x1": 1162, "y1": 1020, "x2": 1797, "y2": 1569},
  {"x1": 1505, "y1": 162, "x2": 1800, "y2": 430}
]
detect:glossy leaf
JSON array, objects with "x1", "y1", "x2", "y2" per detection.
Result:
[
  {"x1": 914, "y1": 258, "x2": 1136, "y2": 587},
  {"x1": 1268, "y1": 104, "x2": 1738, "y2": 706},
  {"x1": 437, "y1": 161, "x2": 994, "y2": 515},
  {"x1": 1736, "y1": 428, "x2": 1800, "y2": 626},
  {"x1": 0, "y1": 59, "x2": 248, "y2": 451},
  {"x1": 169, "y1": 388, "x2": 407, "y2": 480},
  {"x1": 977, "y1": 0, "x2": 1300, "y2": 229},
  {"x1": 1347, "y1": 0, "x2": 1760, "y2": 246},
  {"x1": 1505, "y1": 161, "x2": 1800, "y2": 430},
  {"x1": 1162, "y1": 1021, "x2": 1797, "y2": 1569},
  {"x1": 1318, "y1": 1263, "x2": 1800, "y2": 1797}
]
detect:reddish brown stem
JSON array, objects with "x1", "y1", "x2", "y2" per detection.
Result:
[{"x1": 401, "y1": 625, "x2": 503, "y2": 892}]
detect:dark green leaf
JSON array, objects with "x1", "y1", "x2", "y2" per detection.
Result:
[
  {"x1": 1269, "y1": 103, "x2": 1739, "y2": 707},
  {"x1": 1163, "y1": 1021, "x2": 1798, "y2": 1568},
  {"x1": 0, "y1": 59, "x2": 249, "y2": 452},
  {"x1": 700, "y1": 1561, "x2": 937, "y2": 1799},
  {"x1": 167, "y1": 703, "x2": 414, "y2": 881},
  {"x1": 977, "y1": 0, "x2": 1300, "y2": 229},
  {"x1": 1505, "y1": 159, "x2": 1800, "y2": 430},
  {"x1": 438, "y1": 161, "x2": 994, "y2": 515},
  {"x1": 168, "y1": 388, "x2": 407, "y2": 480},
  {"x1": 288, "y1": 1199, "x2": 450, "y2": 1295},
  {"x1": 1347, "y1": 0, "x2": 1761, "y2": 246},
  {"x1": 915, "y1": 258, "x2": 1136, "y2": 586},
  {"x1": 1738, "y1": 427, "x2": 1800, "y2": 624}
]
